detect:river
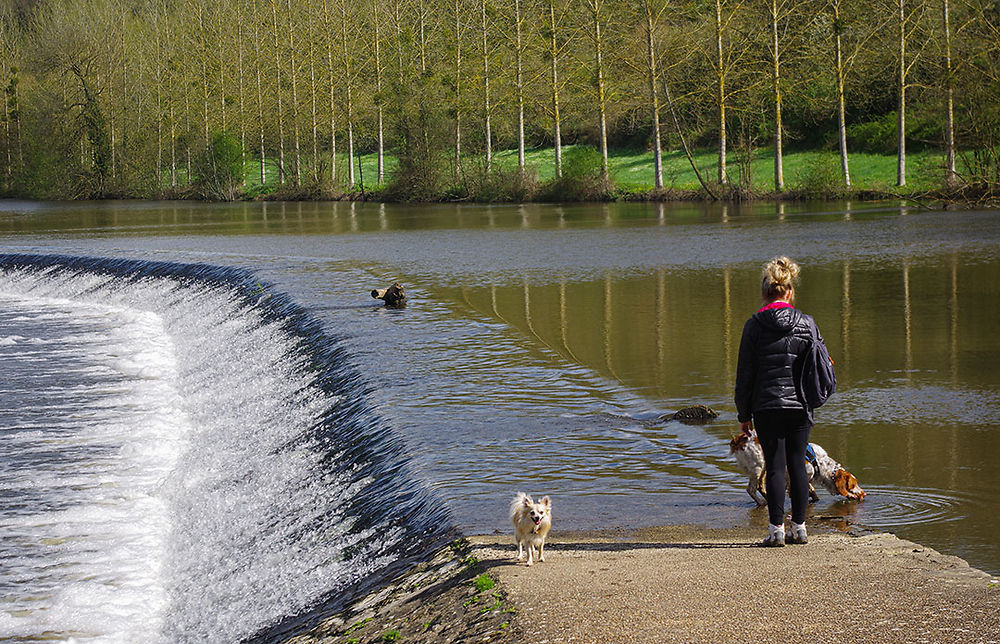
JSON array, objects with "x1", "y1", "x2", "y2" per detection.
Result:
[{"x1": 1, "y1": 199, "x2": 998, "y2": 640}]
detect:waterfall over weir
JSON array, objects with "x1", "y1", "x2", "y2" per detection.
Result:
[{"x1": 0, "y1": 254, "x2": 453, "y2": 643}]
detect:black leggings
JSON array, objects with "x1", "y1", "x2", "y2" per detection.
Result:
[{"x1": 754, "y1": 409, "x2": 812, "y2": 526}]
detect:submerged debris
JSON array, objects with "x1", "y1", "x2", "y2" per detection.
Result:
[{"x1": 662, "y1": 405, "x2": 720, "y2": 424}]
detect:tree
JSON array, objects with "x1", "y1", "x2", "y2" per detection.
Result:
[
  {"x1": 640, "y1": 0, "x2": 666, "y2": 189},
  {"x1": 372, "y1": 0, "x2": 385, "y2": 183},
  {"x1": 480, "y1": 0, "x2": 493, "y2": 173},
  {"x1": 545, "y1": 0, "x2": 565, "y2": 177}
]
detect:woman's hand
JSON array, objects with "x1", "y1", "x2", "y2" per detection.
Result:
[{"x1": 740, "y1": 420, "x2": 753, "y2": 437}]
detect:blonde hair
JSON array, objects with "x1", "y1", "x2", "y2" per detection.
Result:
[{"x1": 761, "y1": 256, "x2": 799, "y2": 303}]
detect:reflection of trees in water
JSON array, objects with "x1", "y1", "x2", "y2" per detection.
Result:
[{"x1": 447, "y1": 256, "x2": 974, "y2": 410}]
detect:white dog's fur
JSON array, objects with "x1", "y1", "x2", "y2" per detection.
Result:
[
  {"x1": 729, "y1": 432, "x2": 865, "y2": 505},
  {"x1": 510, "y1": 492, "x2": 552, "y2": 566}
]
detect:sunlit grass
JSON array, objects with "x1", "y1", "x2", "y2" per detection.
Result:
[{"x1": 240, "y1": 145, "x2": 948, "y2": 196}]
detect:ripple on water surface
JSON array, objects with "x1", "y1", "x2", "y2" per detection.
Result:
[{"x1": 814, "y1": 485, "x2": 968, "y2": 528}]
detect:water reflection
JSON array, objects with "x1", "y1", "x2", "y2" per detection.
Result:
[
  {"x1": 434, "y1": 255, "x2": 1000, "y2": 401},
  {"x1": 1, "y1": 199, "x2": 925, "y2": 236}
]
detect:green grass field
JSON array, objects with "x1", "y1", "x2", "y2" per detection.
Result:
[{"x1": 236, "y1": 144, "x2": 949, "y2": 198}]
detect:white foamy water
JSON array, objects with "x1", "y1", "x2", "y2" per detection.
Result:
[
  {"x1": 0, "y1": 261, "x2": 446, "y2": 643},
  {"x1": 0, "y1": 292, "x2": 186, "y2": 642}
]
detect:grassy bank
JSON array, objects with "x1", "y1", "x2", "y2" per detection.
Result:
[{"x1": 221, "y1": 145, "x2": 973, "y2": 203}]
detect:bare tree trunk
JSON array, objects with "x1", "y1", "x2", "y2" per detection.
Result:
[
  {"x1": 118, "y1": 8, "x2": 127, "y2": 182},
  {"x1": 271, "y1": 1, "x2": 285, "y2": 183},
  {"x1": 2, "y1": 61, "x2": 9, "y2": 183},
  {"x1": 715, "y1": 0, "x2": 727, "y2": 185},
  {"x1": 184, "y1": 90, "x2": 191, "y2": 185},
  {"x1": 310, "y1": 35, "x2": 319, "y2": 182},
  {"x1": 896, "y1": 0, "x2": 906, "y2": 187},
  {"x1": 252, "y1": 0, "x2": 266, "y2": 186},
  {"x1": 287, "y1": 0, "x2": 301, "y2": 186},
  {"x1": 198, "y1": 4, "x2": 210, "y2": 145},
  {"x1": 770, "y1": 0, "x2": 784, "y2": 191},
  {"x1": 108, "y1": 71, "x2": 117, "y2": 182},
  {"x1": 548, "y1": 0, "x2": 562, "y2": 178},
  {"x1": 418, "y1": 0, "x2": 428, "y2": 74},
  {"x1": 481, "y1": 0, "x2": 492, "y2": 173},
  {"x1": 373, "y1": 0, "x2": 384, "y2": 183},
  {"x1": 324, "y1": 0, "x2": 337, "y2": 186},
  {"x1": 588, "y1": 0, "x2": 609, "y2": 181},
  {"x1": 942, "y1": 0, "x2": 956, "y2": 187},
  {"x1": 238, "y1": 18, "x2": 246, "y2": 185},
  {"x1": 155, "y1": 8, "x2": 164, "y2": 192},
  {"x1": 217, "y1": 11, "x2": 226, "y2": 134},
  {"x1": 515, "y1": 0, "x2": 526, "y2": 170},
  {"x1": 341, "y1": 1, "x2": 355, "y2": 188},
  {"x1": 833, "y1": 0, "x2": 851, "y2": 187},
  {"x1": 454, "y1": 0, "x2": 462, "y2": 181},
  {"x1": 644, "y1": 0, "x2": 663, "y2": 189}
]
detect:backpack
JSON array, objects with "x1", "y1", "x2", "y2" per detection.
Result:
[{"x1": 799, "y1": 317, "x2": 836, "y2": 408}]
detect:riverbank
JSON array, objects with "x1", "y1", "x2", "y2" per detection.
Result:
[
  {"x1": 10, "y1": 146, "x2": 996, "y2": 206},
  {"x1": 284, "y1": 526, "x2": 1000, "y2": 644}
]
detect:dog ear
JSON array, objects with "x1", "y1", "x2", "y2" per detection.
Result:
[
  {"x1": 541, "y1": 496, "x2": 551, "y2": 509},
  {"x1": 834, "y1": 470, "x2": 852, "y2": 497},
  {"x1": 522, "y1": 495, "x2": 533, "y2": 507}
]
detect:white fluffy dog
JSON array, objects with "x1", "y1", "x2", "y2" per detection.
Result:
[{"x1": 510, "y1": 492, "x2": 552, "y2": 566}]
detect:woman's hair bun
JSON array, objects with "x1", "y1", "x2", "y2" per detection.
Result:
[{"x1": 761, "y1": 256, "x2": 799, "y2": 301}]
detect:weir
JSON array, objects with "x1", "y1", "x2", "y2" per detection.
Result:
[{"x1": 0, "y1": 254, "x2": 453, "y2": 643}]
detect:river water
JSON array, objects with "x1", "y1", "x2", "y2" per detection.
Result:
[{"x1": 1, "y1": 199, "x2": 999, "y2": 639}]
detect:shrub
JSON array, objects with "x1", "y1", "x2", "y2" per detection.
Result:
[
  {"x1": 541, "y1": 145, "x2": 613, "y2": 202},
  {"x1": 192, "y1": 131, "x2": 244, "y2": 200},
  {"x1": 794, "y1": 153, "x2": 848, "y2": 198},
  {"x1": 466, "y1": 164, "x2": 540, "y2": 202}
]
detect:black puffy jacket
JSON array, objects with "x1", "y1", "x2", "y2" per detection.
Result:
[{"x1": 735, "y1": 306, "x2": 817, "y2": 423}]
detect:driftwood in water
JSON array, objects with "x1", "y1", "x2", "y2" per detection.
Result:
[{"x1": 371, "y1": 282, "x2": 407, "y2": 308}]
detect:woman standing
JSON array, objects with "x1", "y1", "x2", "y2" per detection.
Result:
[{"x1": 735, "y1": 257, "x2": 823, "y2": 547}]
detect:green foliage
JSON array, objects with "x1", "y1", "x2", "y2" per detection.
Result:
[
  {"x1": 793, "y1": 153, "x2": 848, "y2": 199},
  {"x1": 847, "y1": 112, "x2": 942, "y2": 156},
  {"x1": 472, "y1": 574, "x2": 495, "y2": 592},
  {"x1": 541, "y1": 146, "x2": 613, "y2": 202},
  {"x1": 847, "y1": 114, "x2": 899, "y2": 155},
  {"x1": 465, "y1": 165, "x2": 540, "y2": 202},
  {"x1": 381, "y1": 629, "x2": 402, "y2": 642},
  {"x1": 192, "y1": 132, "x2": 244, "y2": 201},
  {"x1": 383, "y1": 147, "x2": 450, "y2": 202}
]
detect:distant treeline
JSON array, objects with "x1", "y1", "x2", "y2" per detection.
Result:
[{"x1": 0, "y1": 0, "x2": 998, "y2": 201}]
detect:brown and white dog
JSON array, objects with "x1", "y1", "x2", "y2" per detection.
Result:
[
  {"x1": 729, "y1": 432, "x2": 865, "y2": 506},
  {"x1": 510, "y1": 492, "x2": 552, "y2": 566}
]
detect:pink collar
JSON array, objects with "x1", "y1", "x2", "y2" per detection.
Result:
[{"x1": 758, "y1": 301, "x2": 794, "y2": 313}]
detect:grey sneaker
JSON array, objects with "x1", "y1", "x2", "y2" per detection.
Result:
[
  {"x1": 787, "y1": 522, "x2": 808, "y2": 545},
  {"x1": 760, "y1": 529, "x2": 785, "y2": 547}
]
